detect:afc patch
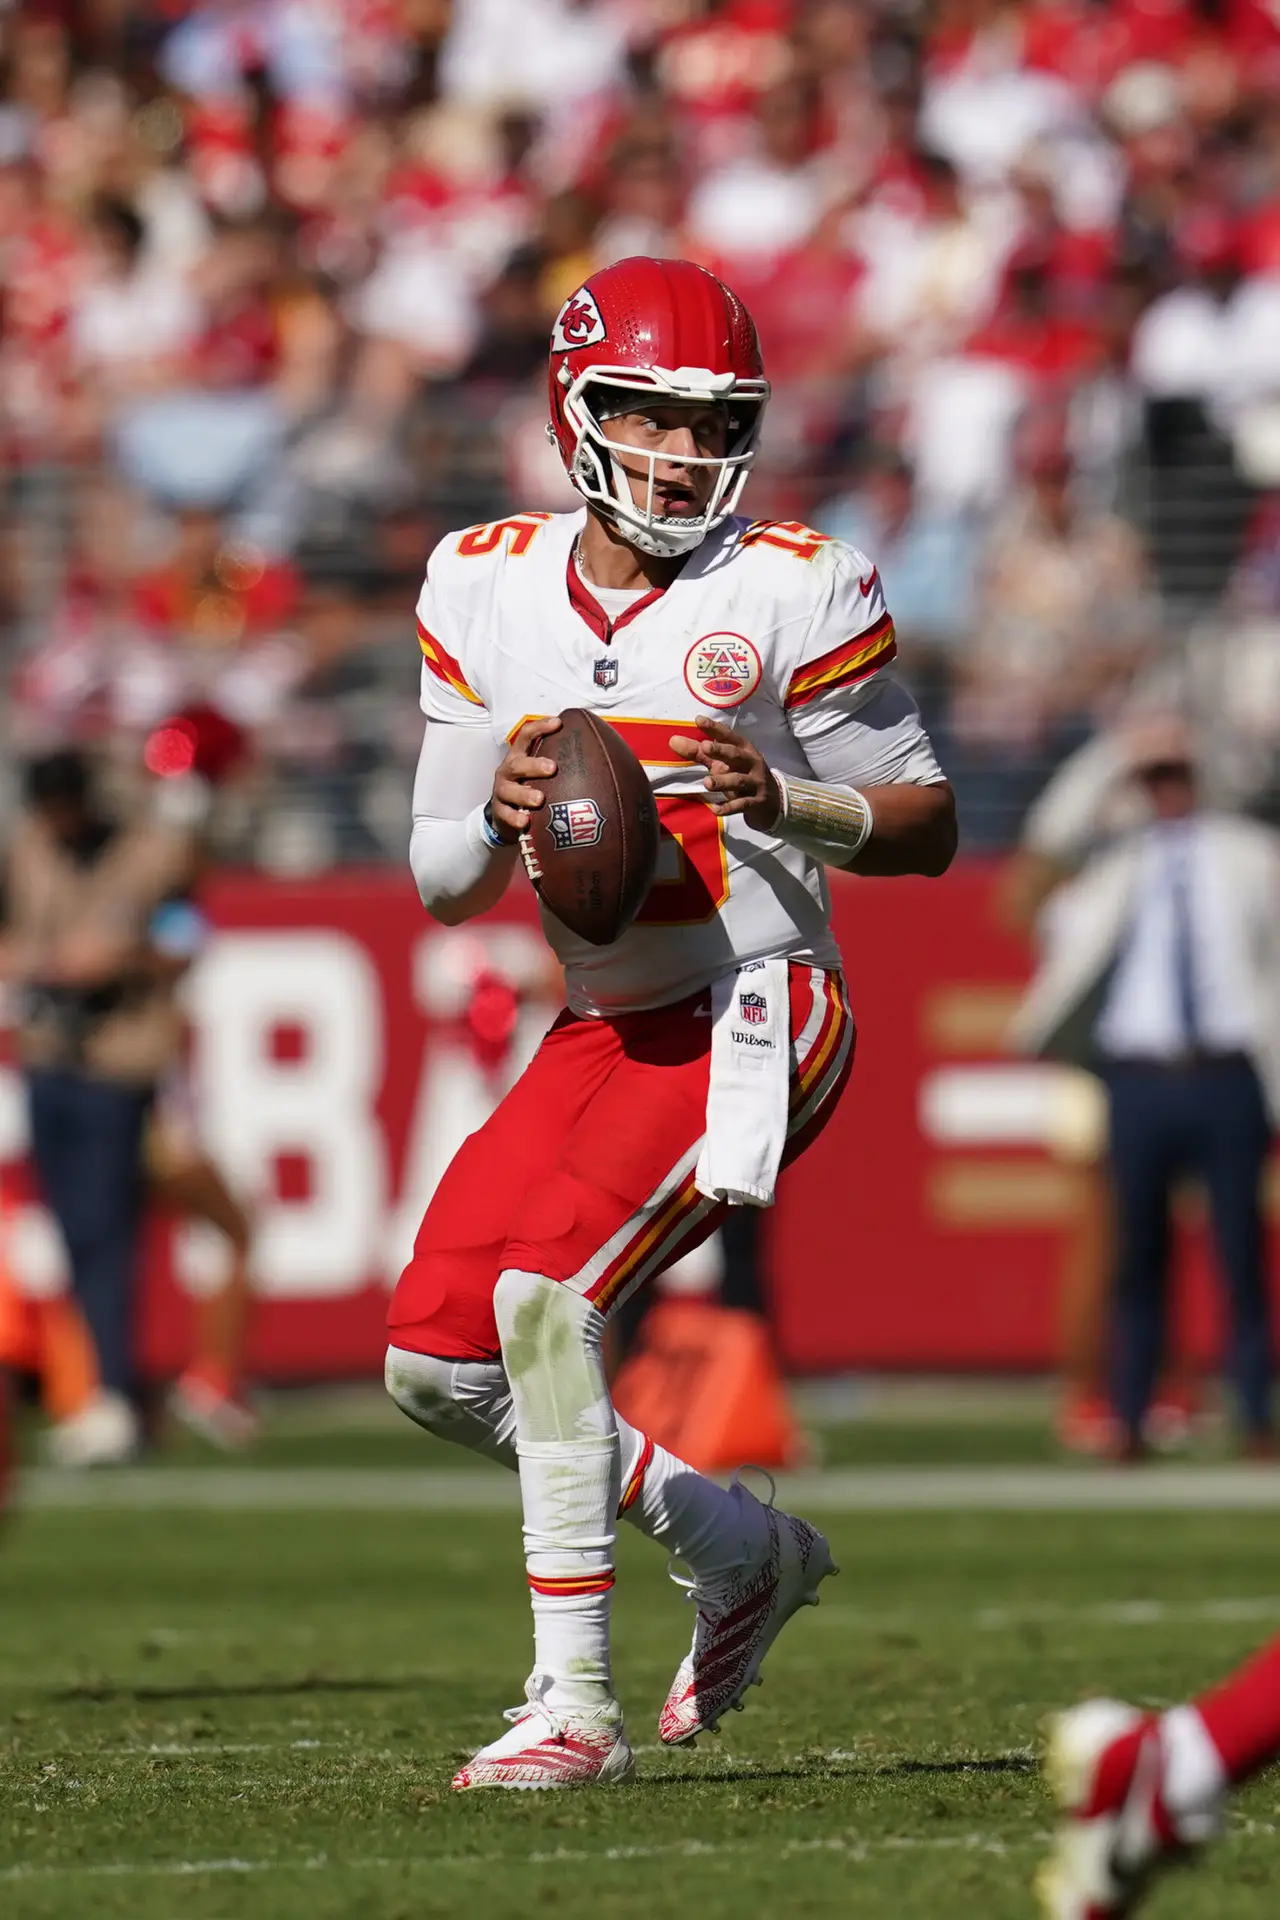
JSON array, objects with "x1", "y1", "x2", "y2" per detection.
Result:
[
  {"x1": 738, "y1": 990, "x2": 768, "y2": 1026},
  {"x1": 552, "y1": 287, "x2": 607, "y2": 352},
  {"x1": 684, "y1": 632, "x2": 762, "y2": 708},
  {"x1": 593, "y1": 656, "x2": 619, "y2": 690},
  {"x1": 546, "y1": 798, "x2": 605, "y2": 850}
]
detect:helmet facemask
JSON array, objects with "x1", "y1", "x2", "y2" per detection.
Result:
[{"x1": 554, "y1": 365, "x2": 769, "y2": 558}]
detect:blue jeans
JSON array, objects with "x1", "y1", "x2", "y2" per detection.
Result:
[
  {"x1": 1104, "y1": 1056, "x2": 1274, "y2": 1439},
  {"x1": 25, "y1": 1069, "x2": 153, "y2": 1397}
]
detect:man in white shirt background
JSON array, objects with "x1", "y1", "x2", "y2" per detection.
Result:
[{"x1": 1012, "y1": 714, "x2": 1280, "y2": 1460}]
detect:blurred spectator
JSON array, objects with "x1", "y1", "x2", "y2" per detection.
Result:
[
  {"x1": 946, "y1": 436, "x2": 1156, "y2": 844},
  {"x1": 0, "y1": 749, "x2": 198, "y2": 1466},
  {"x1": 687, "y1": 76, "x2": 829, "y2": 267},
  {"x1": 1015, "y1": 716, "x2": 1280, "y2": 1460},
  {"x1": 70, "y1": 196, "x2": 200, "y2": 402},
  {"x1": 816, "y1": 444, "x2": 977, "y2": 684}
]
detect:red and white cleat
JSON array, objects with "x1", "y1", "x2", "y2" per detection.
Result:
[
  {"x1": 658, "y1": 1476, "x2": 837, "y2": 1747},
  {"x1": 452, "y1": 1677, "x2": 635, "y2": 1792},
  {"x1": 1038, "y1": 1700, "x2": 1219, "y2": 1917}
]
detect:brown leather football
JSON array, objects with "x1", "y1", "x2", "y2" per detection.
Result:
[{"x1": 523, "y1": 709, "x2": 660, "y2": 946}]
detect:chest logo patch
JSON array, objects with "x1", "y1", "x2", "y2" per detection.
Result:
[
  {"x1": 684, "y1": 632, "x2": 762, "y2": 708},
  {"x1": 546, "y1": 798, "x2": 606, "y2": 850},
  {"x1": 593, "y1": 656, "x2": 619, "y2": 690}
]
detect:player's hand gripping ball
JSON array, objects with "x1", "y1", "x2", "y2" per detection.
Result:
[{"x1": 509, "y1": 710, "x2": 659, "y2": 946}]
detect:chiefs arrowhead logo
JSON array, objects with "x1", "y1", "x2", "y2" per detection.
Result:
[{"x1": 552, "y1": 287, "x2": 607, "y2": 352}]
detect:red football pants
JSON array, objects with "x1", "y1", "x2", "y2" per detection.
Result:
[{"x1": 387, "y1": 964, "x2": 854, "y2": 1362}]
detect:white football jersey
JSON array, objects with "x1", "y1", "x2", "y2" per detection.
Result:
[{"x1": 416, "y1": 507, "x2": 943, "y2": 1015}]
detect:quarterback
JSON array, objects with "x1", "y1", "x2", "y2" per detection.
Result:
[{"x1": 385, "y1": 257, "x2": 956, "y2": 1789}]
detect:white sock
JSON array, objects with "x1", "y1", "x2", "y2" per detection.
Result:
[
  {"x1": 386, "y1": 1346, "x2": 765, "y2": 1591},
  {"x1": 1162, "y1": 1706, "x2": 1228, "y2": 1840},
  {"x1": 618, "y1": 1422, "x2": 767, "y2": 1584},
  {"x1": 493, "y1": 1270, "x2": 620, "y2": 1714}
]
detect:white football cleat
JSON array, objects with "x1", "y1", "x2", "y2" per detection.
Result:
[
  {"x1": 1038, "y1": 1699, "x2": 1219, "y2": 1917},
  {"x1": 452, "y1": 1675, "x2": 635, "y2": 1791},
  {"x1": 658, "y1": 1476, "x2": 836, "y2": 1746},
  {"x1": 43, "y1": 1390, "x2": 139, "y2": 1469}
]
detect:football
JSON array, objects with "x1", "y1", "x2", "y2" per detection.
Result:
[{"x1": 522, "y1": 708, "x2": 660, "y2": 945}]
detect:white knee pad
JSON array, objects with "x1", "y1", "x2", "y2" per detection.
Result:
[
  {"x1": 492, "y1": 1269, "x2": 613, "y2": 1443},
  {"x1": 384, "y1": 1345, "x2": 516, "y2": 1459}
]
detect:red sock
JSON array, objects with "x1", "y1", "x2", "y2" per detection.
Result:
[{"x1": 1193, "y1": 1633, "x2": 1280, "y2": 1784}]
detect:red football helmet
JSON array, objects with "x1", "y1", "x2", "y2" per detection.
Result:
[{"x1": 547, "y1": 256, "x2": 770, "y2": 558}]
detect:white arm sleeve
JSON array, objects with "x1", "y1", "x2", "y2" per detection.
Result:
[
  {"x1": 409, "y1": 719, "x2": 511, "y2": 918},
  {"x1": 794, "y1": 675, "x2": 946, "y2": 789}
]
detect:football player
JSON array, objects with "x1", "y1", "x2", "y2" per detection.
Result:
[
  {"x1": 385, "y1": 256, "x2": 956, "y2": 1789},
  {"x1": 1040, "y1": 1637, "x2": 1280, "y2": 1915}
]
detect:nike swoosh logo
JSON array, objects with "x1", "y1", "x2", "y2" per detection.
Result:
[
  {"x1": 693, "y1": 1006, "x2": 712, "y2": 1018},
  {"x1": 859, "y1": 568, "x2": 878, "y2": 596}
]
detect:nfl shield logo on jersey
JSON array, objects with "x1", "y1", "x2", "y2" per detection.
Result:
[
  {"x1": 593, "y1": 656, "x2": 619, "y2": 690},
  {"x1": 739, "y1": 990, "x2": 768, "y2": 1025},
  {"x1": 547, "y1": 798, "x2": 606, "y2": 851}
]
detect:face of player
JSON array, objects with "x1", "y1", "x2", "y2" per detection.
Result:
[{"x1": 598, "y1": 401, "x2": 730, "y2": 526}]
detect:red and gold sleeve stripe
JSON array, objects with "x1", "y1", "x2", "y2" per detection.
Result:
[
  {"x1": 618, "y1": 1434, "x2": 654, "y2": 1516},
  {"x1": 528, "y1": 1569, "x2": 616, "y2": 1598},
  {"x1": 783, "y1": 615, "x2": 896, "y2": 711},
  {"x1": 417, "y1": 618, "x2": 484, "y2": 707}
]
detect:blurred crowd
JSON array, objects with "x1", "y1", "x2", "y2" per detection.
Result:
[{"x1": 5, "y1": 0, "x2": 1280, "y2": 860}]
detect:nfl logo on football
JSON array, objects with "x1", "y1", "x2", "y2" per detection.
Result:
[
  {"x1": 547, "y1": 798, "x2": 606, "y2": 850},
  {"x1": 593, "y1": 657, "x2": 619, "y2": 690},
  {"x1": 739, "y1": 990, "x2": 768, "y2": 1025}
]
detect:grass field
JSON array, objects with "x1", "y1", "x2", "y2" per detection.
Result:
[{"x1": 3, "y1": 1406, "x2": 1280, "y2": 1918}]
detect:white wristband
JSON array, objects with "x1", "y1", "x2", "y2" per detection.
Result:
[{"x1": 773, "y1": 771, "x2": 874, "y2": 867}]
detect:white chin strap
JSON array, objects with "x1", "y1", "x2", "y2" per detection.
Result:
[
  {"x1": 555, "y1": 367, "x2": 767, "y2": 559},
  {"x1": 569, "y1": 432, "x2": 751, "y2": 558}
]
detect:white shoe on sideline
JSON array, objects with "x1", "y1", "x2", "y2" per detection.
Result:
[
  {"x1": 452, "y1": 1675, "x2": 635, "y2": 1791},
  {"x1": 169, "y1": 1367, "x2": 258, "y2": 1451},
  {"x1": 43, "y1": 1391, "x2": 139, "y2": 1468},
  {"x1": 659, "y1": 1475, "x2": 837, "y2": 1746}
]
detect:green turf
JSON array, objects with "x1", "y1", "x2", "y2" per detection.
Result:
[{"x1": 3, "y1": 1464, "x2": 1280, "y2": 1920}]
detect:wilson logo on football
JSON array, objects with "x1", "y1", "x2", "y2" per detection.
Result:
[
  {"x1": 552, "y1": 288, "x2": 607, "y2": 352},
  {"x1": 739, "y1": 991, "x2": 768, "y2": 1026},
  {"x1": 683, "y1": 632, "x2": 762, "y2": 708},
  {"x1": 546, "y1": 798, "x2": 606, "y2": 850}
]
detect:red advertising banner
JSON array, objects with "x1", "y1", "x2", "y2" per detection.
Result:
[{"x1": 1, "y1": 862, "x2": 1268, "y2": 1377}]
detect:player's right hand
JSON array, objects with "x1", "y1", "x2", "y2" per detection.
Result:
[{"x1": 490, "y1": 716, "x2": 562, "y2": 841}]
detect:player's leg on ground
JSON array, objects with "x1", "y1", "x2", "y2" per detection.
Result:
[
  {"x1": 651, "y1": 969, "x2": 852, "y2": 1743},
  {"x1": 1038, "y1": 1633, "x2": 1280, "y2": 1915},
  {"x1": 442, "y1": 1268, "x2": 635, "y2": 1791},
  {"x1": 385, "y1": 1345, "x2": 769, "y2": 1584},
  {"x1": 493, "y1": 1267, "x2": 619, "y2": 1710}
]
